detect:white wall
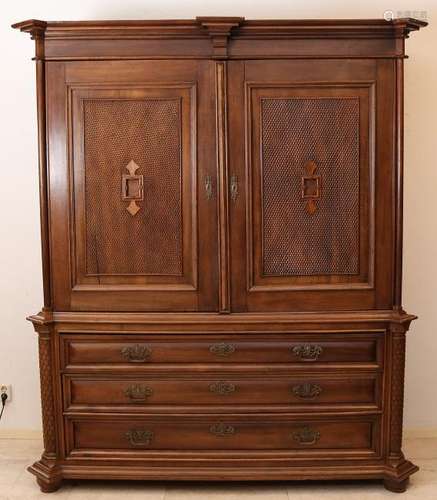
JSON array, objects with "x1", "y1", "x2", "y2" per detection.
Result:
[{"x1": 1, "y1": 0, "x2": 436, "y2": 432}]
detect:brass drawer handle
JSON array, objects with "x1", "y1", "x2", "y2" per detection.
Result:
[
  {"x1": 292, "y1": 383, "x2": 322, "y2": 400},
  {"x1": 209, "y1": 423, "x2": 235, "y2": 437},
  {"x1": 124, "y1": 384, "x2": 153, "y2": 403},
  {"x1": 291, "y1": 344, "x2": 323, "y2": 361},
  {"x1": 292, "y1": 426, "x2": 320, "y2": 446},
  {"x1": 125, "y1": 429, "x2": 153, "y2": 447},
  {"x1": 209, "y1": 381, "x2": 236, "y2": 395},
  {"x1": 121, "y1": 344, "x2": 152, "y2": 362},
  {"x1": 209, "y1": 342, "x2": 236, "y2": 357}
]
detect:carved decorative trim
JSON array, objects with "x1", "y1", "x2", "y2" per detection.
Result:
[
  {"x1": 209, "y1": 423, "x2": 235, "y2": 437},
  {"x1": 38, "y1": 332, "x2": 57, "y2": 456},
  {"x1": 122, "y1": 160, "x2": 143, "y2": 216},
  {"x1": 302, "y1": 160, "x2": 321, "y2": 214},
  {"x1": 292, "y1": 426, "x2": 320, "y2": 446},
  {"x1": 291, "y1": 344, "x2": 323, "y2": 361},
  {"x1": 121, "y1": 344, "x2": 152, "y2": 363},
  {"x1": 292, "y1": 383, "x2": 322, "y2": 399},
  {"x1": 125, "y1": 429, "x2": 154, "y2": 447},
  {"x1": 196, "y1": 17, "x2": 244, "y2": 58},
  {"x1": 209, "y1": 342, "x2": 236, "y2": 357},
  {"x1": 124, "y1": 384, "x2": 153, "y2": 402},
  {"x1": 209, "y1": 381, "x2": 236, "y2": 395}
]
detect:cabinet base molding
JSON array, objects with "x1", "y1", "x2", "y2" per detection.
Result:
[{"x1": 28, "y1": 460, "x2": 419, "y2": 489}]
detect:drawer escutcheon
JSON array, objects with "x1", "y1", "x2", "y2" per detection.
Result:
[
  {"x1": 209, "y1": 423, "x2": 235, "y2": 437},
  {"x1": 125, "y1": 429, "x2": 154, "y2": 446},
  {"x1": 121, "y1": 344, "x2": 152, "y2": 363},
  {"x1": 209, "y1": 342, "x2": 236, "y2": 357},
  {"x1": 124, "y1": 384, "x2": 153, "y2": 402},
  {"x1": 292, "y1": 426, "x2": 320, "y2": 445},
  {"x1": 209, "y1": 381, "x2": 236, "y2": 395},
  {"x1": 291, "y1": 344, "x2": 323, "y2": 361},
  {"x1": 292, "y1": 383, "x2": 322, "y2": 399}
]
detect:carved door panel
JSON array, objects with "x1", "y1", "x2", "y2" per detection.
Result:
[
  {"x1": 228, "y1": 60, "x2": 394, "y2": 311},
  {"x1": 47, "y1": 61, "x2": 218, "y2": 311}
]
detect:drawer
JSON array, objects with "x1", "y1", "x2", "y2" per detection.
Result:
[
  {"x1": 67, "y1": 415, "x2": 379, "y2": 455},
  {"x1": 61, "y1": 332, "x2": 383, "y2": 369},
  {"x1": 64, "y1": 374, "x2": 381, "y2": 412}
]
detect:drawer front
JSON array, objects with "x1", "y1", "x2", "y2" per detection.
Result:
[
  {"x1": 62, "y1": 333, "x2": 383, "y2": 368},
  {"x1": 68, "y1": 416, "x2": 378, "y2": 454},
  {"x1": 64, "y1": 374, "x2": 380, "y2": 411}
]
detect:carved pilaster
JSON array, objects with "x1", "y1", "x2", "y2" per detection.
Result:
[
  {"x1": 27, "y1": 312, "x2": 62, "y2": 492},
  {"x1": 387, "y1": 313, "x2": 416, "y2": 469},
  {"x1": 388, "y1": 325, "x2": 407, "y2": 464},
  {"x1": 37, "y1": 331, "x2": 57, "y2": 457}
]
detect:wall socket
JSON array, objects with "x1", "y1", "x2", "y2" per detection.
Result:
[{"x1": 0, "y1": 385, "x2": 11, "y2": 403}]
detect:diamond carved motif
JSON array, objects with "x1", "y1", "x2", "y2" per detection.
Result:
[
  {"x1": 122, "y1": 160, "x2": 143, "y2": 216},
  {"x1": 301, "y1": 160, "x2": 321, "y2": 215}
]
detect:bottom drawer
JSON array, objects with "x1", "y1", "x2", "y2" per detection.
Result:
[{"x1": 68, "y1": 416, "x2": 379, "y2": 454}]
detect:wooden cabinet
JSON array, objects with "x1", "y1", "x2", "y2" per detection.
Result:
[{"x1": 13, "y1": 16, "x2": 426, "y2": 493}]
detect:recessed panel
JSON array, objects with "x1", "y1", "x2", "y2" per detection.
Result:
[
  {"x1": 247, "y1": 83, "x2": 374, "y2": 292},
  {"x1": 261, "y1": 97, "x2": 360, "y2": 276},
  {"x1": 83, "y1": 98, "x2": 182, "y2": 276}
]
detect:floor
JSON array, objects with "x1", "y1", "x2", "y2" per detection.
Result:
[{"x1": 0, "y1": 437, "x2": 436, "y2": 499}]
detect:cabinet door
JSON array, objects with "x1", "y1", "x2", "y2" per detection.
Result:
[
  {"x1": 47, "y1": 61, "x2": 218, "y2": 311},
  {"x1": 228, "y1": 60, "x2": 394, "y2": 311}
]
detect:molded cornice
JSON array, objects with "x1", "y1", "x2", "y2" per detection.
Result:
[
  {"x1": 12, "y1": 17, "x2": 427, "y2": 41},
  {"x1": 12, "y1": 17, "x2": 427, "y2": 61}
]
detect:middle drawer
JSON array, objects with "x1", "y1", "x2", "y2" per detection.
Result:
[{"x1": 63, "y1": 373, "x2": 381, "y2": 413}]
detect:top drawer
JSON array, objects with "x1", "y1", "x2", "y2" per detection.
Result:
[{"x1": 61, "y1": 332, "x2": 384, "y2": 370}]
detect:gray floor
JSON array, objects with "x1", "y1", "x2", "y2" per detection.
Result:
[{"x1": 0, "y1": 437, "x2": 436, "y2": 499}]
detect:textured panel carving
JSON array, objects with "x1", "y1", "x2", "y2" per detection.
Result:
[
  {"x1": 38, "y1": 334, "x2": 56, "y2": 455},
  {"x1": 261, "y1": 97, "x2": 360, "y2": 276},
  {"x1": 84, "y1": 98, "x2": 182, "y2": 275}
]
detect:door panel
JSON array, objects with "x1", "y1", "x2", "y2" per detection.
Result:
[
  {"x1": 47, "y1": 60, "x2": 218, "y2": 311},
  {"x1": 228, "y1": 60, "x2": 394, "y2": 311},
  {"x1": 73, "y1": 86, "x2": 194, "y2": 287}
]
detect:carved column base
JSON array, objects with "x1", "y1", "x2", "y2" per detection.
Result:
[{"x1": 28, "y1": 459, "x2": 62, "y2": 493}]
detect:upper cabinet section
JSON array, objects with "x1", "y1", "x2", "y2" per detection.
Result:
[
  {"x1": 13, "y1": 17, "x2": 427, "y2": 61},
  {"x1": 13, "y1": 17, "x2": 427, "y2": 313}
]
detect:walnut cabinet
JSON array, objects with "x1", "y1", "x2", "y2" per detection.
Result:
[{"x1": 13, "y1": 16, "x2": 426, "y2": 493}]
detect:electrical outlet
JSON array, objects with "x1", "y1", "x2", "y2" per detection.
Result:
[{"x1": 0, "y1": 385, "x2": 11, "y2": 403}]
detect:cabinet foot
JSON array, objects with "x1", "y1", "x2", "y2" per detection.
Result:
[
  {"x1": 384, "y1": 477, "x2": 409, "y2": 493},
  {"x1": 36, "y1": 477, "x2": 62, "y2": 493},
  {"x1": 28, "y1": 460, "x2": 63, "y2": 493}
]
